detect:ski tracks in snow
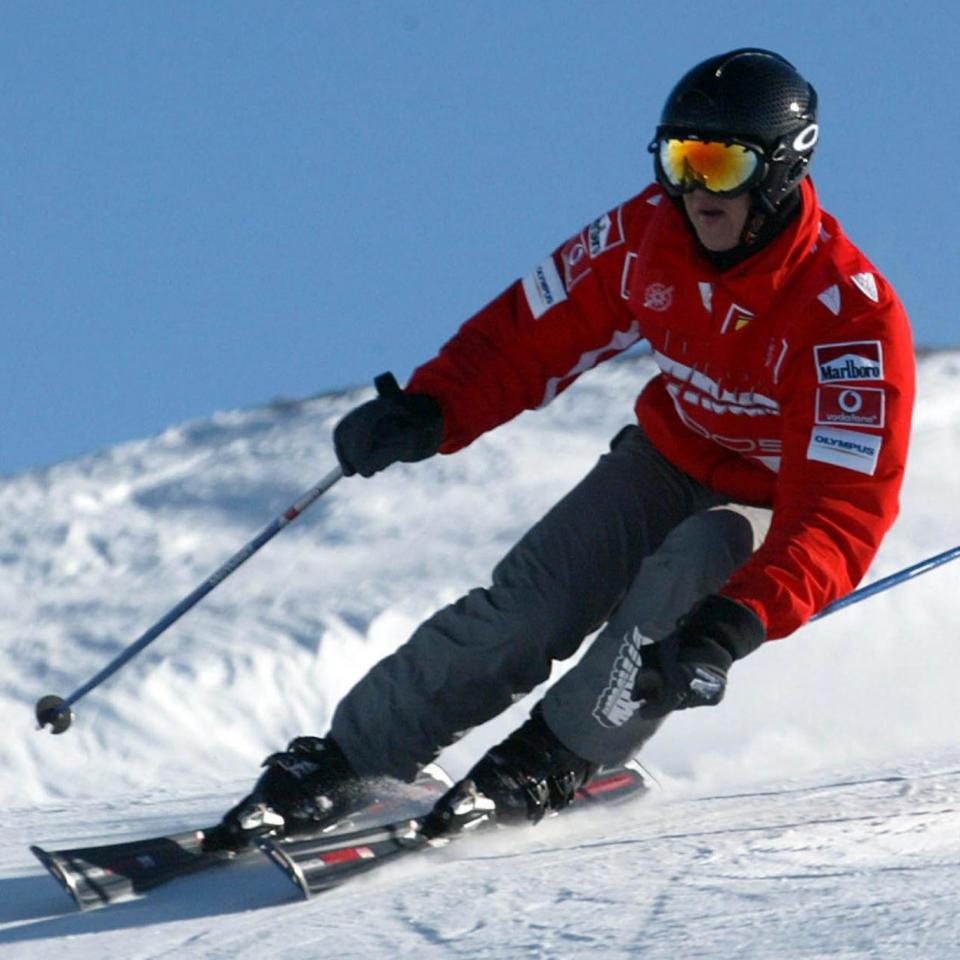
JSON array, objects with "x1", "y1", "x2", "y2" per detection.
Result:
[
  {"x1": 315, "y1": 761, "x2": 960, "y2": 959},
  {"x1": 2, "y1": 761, "x2": 960, "y2": 958}
]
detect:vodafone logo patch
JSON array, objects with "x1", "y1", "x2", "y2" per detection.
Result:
[
  {"x1": 561, "y1": 232, "x2": 591, "y2": 290},
  {"x1": 815, "y1": 385, "x2": 885, "y2": 428}
]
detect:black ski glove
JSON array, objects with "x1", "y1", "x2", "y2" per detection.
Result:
[
  {"x1": 632, "y1": 594, "x2": 765, "y2": 720},
  {"x1": 333, "y1": 372, "x2": 444, "y2": 478}
]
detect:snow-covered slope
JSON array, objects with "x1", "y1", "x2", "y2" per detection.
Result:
[{"x1": 2, "y1": 353, "x2": 959, "y2": 957}]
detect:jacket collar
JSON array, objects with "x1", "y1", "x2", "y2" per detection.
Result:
[
  {"x1": 722, "y1": 178, "x2": 822, "y2": 290},
  {"x1": 652, "y1": 178, "x2": 823, "y2": 310}
]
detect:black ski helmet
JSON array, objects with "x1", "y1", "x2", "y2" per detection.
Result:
[{"x1": 653, "y1": 48, "x2": 819, "y2": 212}]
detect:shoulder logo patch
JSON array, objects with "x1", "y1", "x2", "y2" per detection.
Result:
[
  {"x1": 814, "y1": 341, "x2": 884, "y2": 383},
  {"x1": 817, "y1": 284, "x2": 841, "y2": 316},
  {"x1": 851, "y1": 272, "x2": 879, "y2": 302}
]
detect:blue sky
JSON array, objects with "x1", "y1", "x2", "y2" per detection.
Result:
[{"x1": 1, "y1": 1, "x2": 956, "y2": 475}]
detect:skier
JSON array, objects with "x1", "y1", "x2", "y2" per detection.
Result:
[{"x1": 208, "y1": 48, "x2": 914, "y2": 847}]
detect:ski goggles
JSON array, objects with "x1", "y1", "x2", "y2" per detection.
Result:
[{"x1": 653, "y1": 137, "x2": 764, "y2": 197}]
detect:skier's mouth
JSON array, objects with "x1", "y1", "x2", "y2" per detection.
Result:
[{"x1": 692, "y1": 205, "x2": 725, "y2": 220}]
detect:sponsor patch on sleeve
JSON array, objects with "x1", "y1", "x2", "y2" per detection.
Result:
[
  {"x1": 815, "y1": 385, "x2": 885, "y2": 428},
  {"x1": 561, "y1": 231, "x2": 591, "y2": 290},
  {"x1": 806, "y1": 425, "x2": 882, "y2": 475},
  {"x1": 814, "y1": 341, "x2": 884, "y2": 383},
  {"x1": 559, "y1": 207, "x2": 626, "y2": 292},
  {"x1": 587, "y1": 207, "x2": 625, "y2": 257},
  {"x1": 522, "y1": 255, "x2": 568, "y2": 319}
]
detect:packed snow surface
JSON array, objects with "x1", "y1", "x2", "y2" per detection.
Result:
[{"x1": 2, "y1": 352, "x2": 959, "y2": 957}]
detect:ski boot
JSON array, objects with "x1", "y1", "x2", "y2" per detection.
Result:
[
  {"x1": 422, "y1": 706, "x2": 597, "y2": 839},
  {"x1": 203, "y1": 736, "x2": 370, "y2": 852}
]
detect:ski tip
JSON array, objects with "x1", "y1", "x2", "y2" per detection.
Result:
[{"x1": 30, "y1": 845, "x2": 88, "y2": 911}]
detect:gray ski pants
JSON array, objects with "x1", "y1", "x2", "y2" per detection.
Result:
[{"x1": 331, "y1": 425, "x2": 770, "y2": 780}]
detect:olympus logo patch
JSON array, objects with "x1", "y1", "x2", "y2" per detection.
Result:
[
  {"x1": 814, "y1": 341, "x2": 884, "y2": 383},
  {"x1": 806, "y1": 425, "x2": 882, "y2": 475},
  {"x1": 522, "y1": 256, "x2": 568, "y2": 320}
]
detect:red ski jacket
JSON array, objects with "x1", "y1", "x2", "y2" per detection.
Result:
[{"x1": 408, "y1": 180, "x2": 915, "y2": 639}]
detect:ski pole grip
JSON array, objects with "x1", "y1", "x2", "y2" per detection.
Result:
[{"x1": 374, "y1": 371, "x2": 402, "y2": 398}]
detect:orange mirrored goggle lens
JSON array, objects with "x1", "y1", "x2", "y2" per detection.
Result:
[{"x1": 658, "y1": 139, "x2": 761, "y2": 195}]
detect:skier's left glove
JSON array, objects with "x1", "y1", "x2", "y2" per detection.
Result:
[
  {"x1": 334, "y1": 372, "x2": 444, "y2": 478},
  {"x1": 632, "y1": 594, "x2": 765, "y2": 720}
]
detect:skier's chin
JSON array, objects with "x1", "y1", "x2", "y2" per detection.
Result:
[
  {"x1": 693, "y1": 218, "x2": 740, "y2": 251},
  {"x1": 683, "y1": 192, "x2": 750, "y2": 252}
]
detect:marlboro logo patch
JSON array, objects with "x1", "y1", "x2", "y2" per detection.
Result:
[
  {"x1": 814, "y1": 341, "x2": 884, "y2": 383},
  {"x1": 587, "y1": 208, "x2": 625, "y2": 257}
]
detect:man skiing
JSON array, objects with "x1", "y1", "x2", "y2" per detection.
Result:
[{"x1": 209, "y1": 48, "x2": 914, "y2": 847}]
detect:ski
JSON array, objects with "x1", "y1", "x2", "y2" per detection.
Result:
[
  {"x1": 260, "y1": 757, "x2": 651, "y2": 899},
  {"x1": 31, "y1": 826, "x2": 238, "y2": 911},
  {"x1": 31, "y1": 764, "x2": 452, "y2": 911}
]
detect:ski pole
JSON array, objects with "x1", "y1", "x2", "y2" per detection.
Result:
[
  {"x1": 812, "y1": 542, "x2": 960, "y2": 621},
  {"x1": 36, "y1": 465, "x2": 344, "y2": 734}
]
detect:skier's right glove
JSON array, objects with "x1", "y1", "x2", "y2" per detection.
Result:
[
  {"x1": 333, "y1": 372, "x2": 444, "y2": 477},
  {"x1": 632, "y1": 594, "x2": 765, "y2": 719}
]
